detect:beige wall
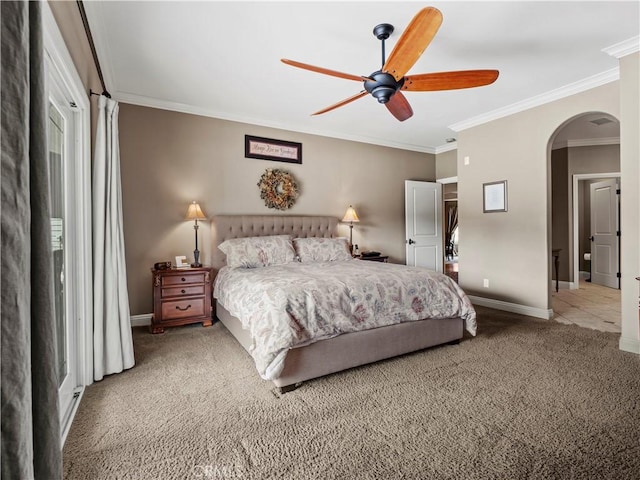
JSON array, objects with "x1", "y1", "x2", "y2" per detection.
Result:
[
  {"x1": 436, "y1": 149, "x2": 457, "y2": 179},
  {"x1": 568, "y1": 144, "x2": 620, "y2": 174},
  {"x1": 456, "y1": 82, "x2": 619, "y2": 312},
  {"x1": 619, "y1": 52, "x2": 640, "y2": 352},
  {"x1": 119, "y1": 104, "x2": 435, "y2": 314}
]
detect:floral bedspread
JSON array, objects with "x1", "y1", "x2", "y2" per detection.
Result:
[{"x1": 213, "y1": 260, "x2": 476, "y2": 380}]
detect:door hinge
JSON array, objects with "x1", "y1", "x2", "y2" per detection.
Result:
[
  {"x1": 616, "y1": 188, "x2": 620, "y2": 195},
  {"x1": 617, "y1": 230, "x2": 621, "y2": 236},
  {"x1": 617, "y1": 272, "x2": 621, "y2": 278}
]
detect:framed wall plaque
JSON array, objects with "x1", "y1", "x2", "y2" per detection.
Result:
[{"x1": 245, "y1": 135, "x2": 302, "y2": 164}]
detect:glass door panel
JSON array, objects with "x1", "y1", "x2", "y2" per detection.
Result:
[
  {"x1": 48, "y1": 94, "x2": 76, "y2": 425},
  {"x1": 49, "y1": 103, "x2": 66, "y2": 388}
]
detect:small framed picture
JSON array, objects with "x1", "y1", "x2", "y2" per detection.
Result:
[
  {"x1": 175, "y1": 255, "x2": 190, "y2": 268},
  {"x1": 483, "y1": 180, "x2": 507, "y2": 213}
]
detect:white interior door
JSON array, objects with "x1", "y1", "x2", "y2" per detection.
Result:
[
  {"x1": 590, "y1": 179, "x2": 619, "y2": 289},
  {"x1": 405, "y1": 180, "x2": 443, "y2": 272}
]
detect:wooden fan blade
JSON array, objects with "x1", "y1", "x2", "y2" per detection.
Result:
[
  {"x1": 402, "y1": 70, "x2": 500, "y2": 91},
  {"x1": 281, "y1": 59, "x2": 368, "y2": 82},
  {"x1": 383, "y1": 7, "x2": 443, "y2": 81},
  {"x1": 385, "y1": 91, "x2": 413, "y2": 122},
  {"x1": 312, "y1": 90, "x2": 368, "y2": 116}
]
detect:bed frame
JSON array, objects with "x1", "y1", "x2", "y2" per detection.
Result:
[{"x1": 211, "y1": 214, "x2": 463, "y2": 392}]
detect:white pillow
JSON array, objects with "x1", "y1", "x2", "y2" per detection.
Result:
[
  {"x1": 218, "y1": 235, "x2": 296, "y2": 268},
  {"x1": 293, "y1": 237, "x2": 352, "y2": 263}
]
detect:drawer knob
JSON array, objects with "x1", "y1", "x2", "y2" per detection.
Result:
[
  {"x1": 176, "y1": 304, "x2": 191, "y2": 311},
  {"x1": 181, "y1": 277, "x2": 186, "y2": 282},
  {"x1": 181, "y1": 289, "x2": 186, "y2": 294}
]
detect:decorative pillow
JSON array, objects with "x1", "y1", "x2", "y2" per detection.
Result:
[
  {"x1": 293, "y1": 237, "x2": 353, "y2": 263},
  {"x1": 218, "y1": 235, "x2": 296, "y2": 268}
]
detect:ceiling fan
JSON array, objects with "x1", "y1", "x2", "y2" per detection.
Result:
[{"x1": 281, "y1": 7, "x2": 499, "y2": 122}]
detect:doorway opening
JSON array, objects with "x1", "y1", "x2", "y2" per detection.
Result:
[
  {"x1": 444, "y1": 198, "x2": 458, "y2": 283},
  {"x1": 440, "y1": 178, "x2": 458, "y2": 283},
  {"x1": 548, "y1": 111, "x2": 621, "y2": 331},
  {"x1": 572, "y1": 173, "x2": 620, "y2": 290}
]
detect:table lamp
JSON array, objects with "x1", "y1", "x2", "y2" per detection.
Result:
[
  {"x1": 342, "y1": 205, "x2": 360, "y2": 254},
  {"x1": 186, "y1": 201, "x2": 207, "y2": 267}
]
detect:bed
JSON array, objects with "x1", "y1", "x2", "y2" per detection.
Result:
[{"x1": 211, "y1": 214, "x2": 476, "y2": 392}]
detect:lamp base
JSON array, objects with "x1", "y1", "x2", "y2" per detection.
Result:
[
  {"x1": 191, "y1": 249, "x2": 202, "y2": 268},
  {"x1": 348, "y1": 224, "x2": 354, "y2": 254}
]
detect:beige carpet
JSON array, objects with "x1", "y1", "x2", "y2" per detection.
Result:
[{"x1": 63, "y1": 307, "x2": 640, "y2": 479}]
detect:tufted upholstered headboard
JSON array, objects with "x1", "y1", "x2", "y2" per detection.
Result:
[{"x1": 210, "y1": 215, "x2": 339, "y2": 271}]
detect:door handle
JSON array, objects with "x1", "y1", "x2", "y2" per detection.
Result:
[
  {"x1": 589, "y1": 236, "x2": 594, "y2": 242},
  {"x1": 408, "y1": 238, "x2": 415, "y2": 245}
]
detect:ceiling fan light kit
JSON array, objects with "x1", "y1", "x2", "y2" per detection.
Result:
[{"x1": 281, "y1": 7, "x2": 499, "y2": 122}]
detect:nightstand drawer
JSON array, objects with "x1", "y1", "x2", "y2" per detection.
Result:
[
  {"x1": 161, "y1": 285, "x2": 205, "y2": 298},
  {"x1": 161, "y1": 298, "x2": 205, "y2": 321},
  {"x1": 162, "y1": 273, "x2": 206, "y2": 286}
]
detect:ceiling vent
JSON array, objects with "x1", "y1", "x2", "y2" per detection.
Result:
[{"x1": 589, "y1": 117, "x2": 614, "y2": 126}]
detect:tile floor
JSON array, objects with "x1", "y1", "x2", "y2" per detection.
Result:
[{"x1": 552, "y1": 280, "x2": 621, "y2": 333}]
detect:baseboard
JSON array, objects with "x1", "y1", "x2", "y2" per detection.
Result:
[
  {"x1": 551, "y1": 280, "x2": 573, "y2": 290},
  {"x1": 468, "y1": 295, "x2": 553, "y2": 320},
  {"x1": 131, "y1": 313, "x2": 152, "y2": 327},
  {"x1": 619, "y1": 336, "x2": 640, "y2": 354}
]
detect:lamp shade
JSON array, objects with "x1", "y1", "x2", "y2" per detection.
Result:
[
  {"x1": 342, "y1": 205, "x2": 359, "y2": 223},
  {"x1": 185, "y1": 201, "x2": 207, "y2": 220}
]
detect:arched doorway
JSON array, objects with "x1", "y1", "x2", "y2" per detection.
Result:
[{"x1": 548, "y1": 112, "x2": 621, "y2": 331}]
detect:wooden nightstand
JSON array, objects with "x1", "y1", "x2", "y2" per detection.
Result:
[
  {"x1": 357, "y1": 254, "x2": 389, "y2": 263},
  {"x1": 151, "y1": 266, "x2": 213, "y2": 334}
]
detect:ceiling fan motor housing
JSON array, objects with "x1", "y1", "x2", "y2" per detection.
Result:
[{"x1": 364, "y1": 71, "x2": 404, "y2": 104}]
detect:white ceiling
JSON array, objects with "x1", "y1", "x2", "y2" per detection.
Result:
[{"x1": 84, "y1": 1, "x2": 639, "y2": 153}]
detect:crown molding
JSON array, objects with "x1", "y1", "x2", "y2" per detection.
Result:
[
  {"x1": 449, "y1": 68, "x2": 620, "y2": 133},
  {"x1": 552, "y1": 136, "x2": 621, "y2": 150},
  {"x1": 114, "y1": 91, "x2": 439, "y2": 154},
  {"x1": 603, "y1": 35, "x2": 640, "y2": 58},
  {"x1": 434, "y1": 142, "x2": 458, "y2": 154}
]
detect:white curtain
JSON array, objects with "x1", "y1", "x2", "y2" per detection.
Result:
[{"x1": 93, "y1": 95, "x2": 135, "y2": 381}]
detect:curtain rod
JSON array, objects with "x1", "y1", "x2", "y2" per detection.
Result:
[{"x1": 76, "y1": 0, "x2": 111, "y2": 98}]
